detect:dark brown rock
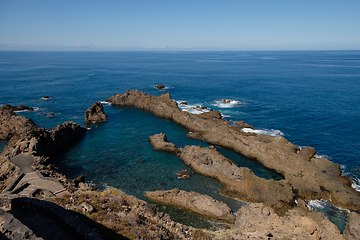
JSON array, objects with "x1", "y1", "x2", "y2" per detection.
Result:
[
  {"x1": 0, "y1": 104, "x2": 34, "y2": 112},
  {"x1": 176, "y1": 170, "x2": 191, "y2": 179},
  {"x1": 148, "y1": 133, "x2": 178, "y2": 153},
  {"x1": 84, "y1": 101, "x2": 108, "y2": 124},
  {"x1": 154, "y1": 84, "x2": 165, "y2": 89},
  {"x1": 146, "y1": 188, "x2": 236, "y2": 224}
]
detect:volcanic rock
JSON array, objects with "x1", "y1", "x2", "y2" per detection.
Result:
[
  {"x1": 0, "y1": 108, "x2": 40, "y2": 140},
  {"x1": 148, "y1": 133, "x2": 178, "y2": 153},
  {"x1": 224, "y1": 203, "x2": 344, "y2": 239},
  {"x1": 84, "y1": 101, "x2": 108, "y2": 124},
  {"x1": 0, "y1": 104, "x2": 34, "y2": 112},
  {"x1": 106, "y1": 90, "x2": 360, "y2": 212},
  {"x1": 146, "y1": 188, "x2": 236, "y2": 224},
  {"x1": 176, "y1": 170, "x2": 191, "y2": 179},
  {"x1": 154, "y1": 84, "x2": 165, "y2": 89},
  {"x1": 179, "y1": 145, "x2": 294, "y2": 214}
]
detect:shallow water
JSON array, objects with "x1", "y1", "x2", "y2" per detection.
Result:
[{"x1": 1, "y1": 50, "x2": 359, "y2": 230}]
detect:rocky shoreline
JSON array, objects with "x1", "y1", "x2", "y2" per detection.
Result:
[
  {"x1": 1, "y1": 91, "x2": 360, "y2": 239},
  {"x1": 106, "y1": 90, "x2": 360, "y2": 212}
]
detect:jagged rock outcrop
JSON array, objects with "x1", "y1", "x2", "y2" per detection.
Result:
[
  {"x1": 0, "y1": 108, "x2": 40, "y2": 140},
  {"x1": 0, "y1": 104, "x2": 34, "y2": 112},
  {"x1": 0, "y1": 109, "x2": 86, "y2": 191},
  {"x1": 84, "y1": 101, "x2": 107, "y2": 124},
  {"x1": 179, "y1": 145, "x2": 294, "y2": 214},
  {"x1": 3, "y1": 121, "x2": 86, "y2": 158},
  {"x1": 154, "y1": 84, "x2": 165, "y2": 89},
  {"x1": 148, "y1": 133, "x2": 178, "y2": 153},
  {"x1": 146, "y1": 188, "x2": 236, "y2": 224},
  {"x1": 106, "y1": 90, "x2": 360, "y2": 211}
]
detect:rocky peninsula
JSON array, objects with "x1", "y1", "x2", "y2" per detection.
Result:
[{"x1": 106, "y1": 90, "x2": 360, "y2": 213}]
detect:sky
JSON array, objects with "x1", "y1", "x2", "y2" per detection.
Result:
[{"x1": 0, "y1": 0, "x2": 359, "y2": 51}]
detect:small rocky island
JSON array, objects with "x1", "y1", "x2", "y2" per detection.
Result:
[{"x1": 1, "y1": 91, "x2": 360, "y2": 239}]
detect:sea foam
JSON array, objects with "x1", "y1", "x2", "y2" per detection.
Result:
[
  {"x1": 175, "y1": 100, "x2": 211, "y2": 115},
  {"x1": 212, "y1": 100, "x2": 241, "y2": 109}
]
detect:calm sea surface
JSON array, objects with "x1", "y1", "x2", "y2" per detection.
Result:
[{"x1": 1, "y1": 51, "x2": 359, "y2": 231}]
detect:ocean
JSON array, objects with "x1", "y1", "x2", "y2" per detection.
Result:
[{"x1": 1, "y1": 51, "x2": 359, "y2": 231}]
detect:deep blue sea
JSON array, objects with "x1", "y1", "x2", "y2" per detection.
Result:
[{"x1": 1, "y1": 51, "x2": 359, "y2": 231}]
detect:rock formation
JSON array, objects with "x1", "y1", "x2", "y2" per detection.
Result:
[
  {"x1": 218, "y1": 202, "x2": 344, "y2": 239},
  {"x1": 154, "y1": 84, "x2": 165, "y2": 89},
  {"x1": 146, "y1": 188, "x2": 236, "y2": 224},
  {"x1": 106, "y1": 90, "x2": 360, "y2": 212},
  {"x1": 177, "y1": 170, "x2": 191, "y2": 179},
  {"x1": 0, "y1": 104, "x2": 34, "y2": 112},
  {"x1": 0, "y1": 108, "x2": 86, "y2": 190},
  {"x1": 148, "y1": 133, "x2": 178, "y2": 153},
  {"x1": 0, "y1": 108, "x2": 39, "y2": 140},
  {"x1": 179, "y1": 145, "x2": 294, "y2": 214},
  {"x1": 84, "y1": 101, "x2": 108, "y2": 124}
]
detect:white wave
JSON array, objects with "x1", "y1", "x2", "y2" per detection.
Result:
[
  {"x1": 241, "y1": 128, "x2": 283, "y2": 136},
  {"x1": 212, "y1": 100, "x2": 241, "y2": 109},
  {"x1": 14, "y1": 109, "x2": 31, "y2": 113},
  {"x1": 350, "y1": 176, "x2": 360, "y2": 192},
  {"x1": 306, "y1": 199, "x2": 326, "y2": 210},
  {"x1": 100, "y1": 101, "x2": 111, "y2": 106},
  {"x1": 307, "y1": 199, "x2": 350, "y2": 213},
  {"x1": 175, "y1": 100, "x2": 211, "y2": 114},
  {"x1": 314, "y1": 154, "x2": 330, "y2": 159},
  {"x1": 352, "y1": 183, "x2": 360, "y2": 192}
]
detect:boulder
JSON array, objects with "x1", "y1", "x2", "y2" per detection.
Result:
[
  {"x1": 154, "y1": 84, "x2": 165, "y2": 89},
  {"x1": 84, "y1": 101, "x2": 107, "y2": 124},
  {"x1": 146, "y1": 188, "x2": 236, "y2": 224},
  {"x1": 176, "y1": 170, "x2": 191, "y2": 179},
  {"x1": 148, "y1": 134, "x2": 178, "y2": 153}
]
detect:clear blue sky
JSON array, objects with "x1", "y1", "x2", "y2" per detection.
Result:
[{"x1": 1, "y1": 0, "x2": 359, "y2": 51}]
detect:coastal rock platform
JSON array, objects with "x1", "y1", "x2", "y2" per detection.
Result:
[
  {"x1": 107, "y1": 90, "x2": 360, "y2": 212},
  {"x1": 146, "y1": 188, "x2": 236, "y2": 224}
]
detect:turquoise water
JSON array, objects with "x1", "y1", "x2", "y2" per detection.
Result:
[{"x1": 1, "y1": 51, "x2": 359, "y2": 231}]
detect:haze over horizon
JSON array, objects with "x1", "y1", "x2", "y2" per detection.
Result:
[{"x1": 1, "y1": 0, "x2": 359, "y2": 51}]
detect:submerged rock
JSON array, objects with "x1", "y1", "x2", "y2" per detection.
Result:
[
  {"x1": 84, "y1": 101, "x2": 107, "y2": 124},
  {"x1": 176, "y1": 170, "x2": 191, "y2": 179},
  {"x1": 146, "y1": 188, "x2": 236, "y2": 224}
]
